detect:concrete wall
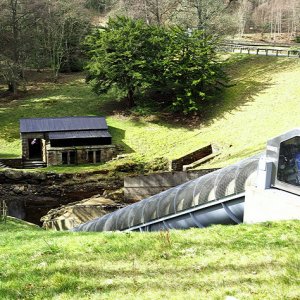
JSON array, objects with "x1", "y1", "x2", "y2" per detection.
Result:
[
  {"x1": 124, "y1": 169, "x2": 219, "y2": 202},
  {"x1": 170, "y1": 144, "x2": 219, "y2": 171}
]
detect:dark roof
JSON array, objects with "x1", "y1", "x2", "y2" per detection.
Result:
[
  {"x1": 48, "y1": 130, "x2": 112, "y2": 140},
  {"x1": 20, "y1": 117, "x2": 108, "y2": 133}
]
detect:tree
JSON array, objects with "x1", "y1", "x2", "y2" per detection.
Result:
[
  {"x1": 182, "y1": 0, "x2": 237, "y2": 36},
  {"x1": 115, "y1": 0, "x2": 185, "y2": 26},
  {"x1": 0, "y1": 0, "x2": 91, "y2": 93},
  {"x1": 85, "y1": 0, "x2": 117, "y2": 13},
  {"x1": 85, "y1": 17, "x2": 224, "y2": 113},
  {"x1": 37, "y1": 0, "x2": 91, "y2": 80},
  {"x1": 0, "y1": 0, "x2": 37, "y2": 93},
  {"x1": 162, "y1": 27, "x2": 224, "y2": 113},
  {"x1": 236, "y1": 0, "x2": 253, "y2": 36},
  {"x1": 85, "y1": 17, "x2": 168, "y2": 107},
  {"x1": 141, "y1": 0, "x2": 182, "y2": 25}
]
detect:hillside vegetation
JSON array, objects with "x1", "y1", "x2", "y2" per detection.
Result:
[
  {"x1": 0, "y1": 218, "x2": 299, "y2": 299},
  {"x1": 0, "y1": 55, "x2": 300, "y2": 170}
]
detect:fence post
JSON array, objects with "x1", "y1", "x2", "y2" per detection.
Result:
[{"x1": 0, "y1": 200, "x2": 8, "y2": 223}]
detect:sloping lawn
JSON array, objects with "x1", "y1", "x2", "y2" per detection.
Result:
[
  {"x1": 0, "y1": 218, "x2": 299, "y2": 299},
  {"x1": 0, "y1": 55, "x2": 300, "y2": 169}
]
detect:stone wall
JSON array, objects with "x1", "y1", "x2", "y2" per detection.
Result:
[
  {"x1": 47, "y1": 145, "x2": 116, "y2": 166},
  {"x1": 0, "y1": 158, "x2": 23, "y2": 168},
  {"x1": 0, "y1": 169, "x2": 123, "y2": 225},
  {"x1": 21, "y1": 133, "x2": 45, "y2": 160},
  {"x1": 21, "y1": 132, "x2": 117, "y2": 166}
]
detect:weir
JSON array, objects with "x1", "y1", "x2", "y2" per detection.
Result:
[{"x1": 72, "y1": 129, "x2": 300, "y2": 232}]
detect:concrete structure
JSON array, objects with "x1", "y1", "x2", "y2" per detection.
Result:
[
  {"x1": 72, "y1": 128, "x2": 300, "y2": 233},
  {"x1": 20, "y1": 117, "x2": 116, "y2": 167},
  {"x1": 170, "y1": 144, "x2": 219, "y2": 171},
  {"x1": 244, "y1": 187, "x2": 300, "y2": 223},
  {"x1": 124, "y1": 169, "x2": 219, "y2": 202}
]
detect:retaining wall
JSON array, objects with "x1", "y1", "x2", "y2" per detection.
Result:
[{"x1": 124, "y1": 169, "x2": 219, "y2": 202}]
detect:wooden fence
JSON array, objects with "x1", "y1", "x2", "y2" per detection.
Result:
[{"x1": 221, "y1": 43, "x2": 300, "y2": 58}]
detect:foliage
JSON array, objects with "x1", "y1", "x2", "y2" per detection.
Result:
[
  {"x1": 1, "y1": 55, "x2": 300, "y2": 173},
  {"x1": 162, "y1": 27, "x2": 224, "y2": 113},
  {"x1": 0, "y1": 0, "x2": 91, "y2": 93},
  {"x1": 85, "y1": 0, "x2": 116, "y2": 13},
  {"x1": 0, "y1": 218, "x2": 300, "y2": 299},
  {"x1": 85, "y1": 17, "x2": 224, "y2": 114},
  {"x1": 145, "y1": 157, "x2": 169, "y2": 172},
  {"x1": 85, "y1": 17, "x2": 168, "y2": 107}
]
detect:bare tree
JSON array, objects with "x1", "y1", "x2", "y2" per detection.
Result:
[
  {"x1": 115, "y1": 0, "x2": 183, "y2": 25},
  {"x1": 180, "y1": 0, "x2": 237, "y2": 36},
  {"x1": 36, "y1": 0, "x2": 91, "y2": 80},
  {"x1": 236, "y1": 0, "x2": 252, "y2": 36},
  {"x1": 0, "y1": 0, "x2": 91, "y2": 92},
  {"x1": 0, "y1": 0, "x2": 35, "y2": 93}
]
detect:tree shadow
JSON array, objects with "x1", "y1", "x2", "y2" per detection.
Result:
[
  {"x1": 138, "y1": 55, "x2": 295, "y2": 130},
  {"x1": 209, "y1": 143, "x2": 266, "y2": 167},
  {"x1": 0, "y1": 152, "x2": 20, "y2": 159},
  {"x1": 108, "y1": 126, "x2": 134, "y2": 154},
  {"x1": 0, "y1": 56, "x2": 295, "y2": 159},
  {"x1": 197, "y1": 56, "x2": 292, "y2": 126}
]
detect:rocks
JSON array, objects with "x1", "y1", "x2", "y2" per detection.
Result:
[
  {"x1": 3, "y1": 169, "x2": 24, "y2": 180},
  {"x1": 41, "y1": 196, "x2": 125, "y2": 230},
  {"x1": 0, "y1": 169, "x2": 124, "y2": 226},
  {"x1": 12, "y1": 185, "x2": 25, "y2": 194}
]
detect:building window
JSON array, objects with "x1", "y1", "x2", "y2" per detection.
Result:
[
  {"x1": 62, "y1": 151, "x2": 77, "y2": 165},
  {"x1": 86, "y1": 150, "x2": 101, "y2": 164},
  {"x1": 62, "y1": 152, "x2": 68, "y2": 164},
  {"x1": 277, "y1": 137, "x2": 300, "y2": 186},
  {"x1": 69, "y1": 151, "x2": 76, "y2": 164},
  {"x1": 88, "y1": 151, "x2": 94, "y2": 163},
  {"x1": 95, "y1": 150, "x2": 101, "y2": 163}
]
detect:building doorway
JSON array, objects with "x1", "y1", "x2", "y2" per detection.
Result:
[{"x1": 28, "y1": 139, "x2": 42, "y2": 160}]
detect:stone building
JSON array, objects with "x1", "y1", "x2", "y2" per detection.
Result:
[{"x1": 20, "y1": 116, "x2": 116, "y2": 167}]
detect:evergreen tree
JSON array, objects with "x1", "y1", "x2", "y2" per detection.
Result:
[{"x1": 85, "y1": 17, "x2": 224, "y2": 113}]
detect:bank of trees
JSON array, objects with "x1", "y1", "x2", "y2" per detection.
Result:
[
  {"x1": 85, "y1": 17, "x2": 224, "y2": 113},
  {"x1": 109, "y1": 0, "x2": 300, "y2": 40},
  {"x1": 0, "y1": 0, "x2": 91, "y2": 94},
  {"x1": 0, "y1": 0, "x2": 299, "y2": 114}
]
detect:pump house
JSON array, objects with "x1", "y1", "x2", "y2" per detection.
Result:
[{"x1": 20, "y1": 116, "x2": 116, "y2": 167}]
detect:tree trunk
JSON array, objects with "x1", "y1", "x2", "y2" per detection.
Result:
[
  {"x1": 8, "y1": 81, "x2": 18, "y2": 95},
  {"x1": 127, "y1": 89, "x2": 135, "y2": 107}
]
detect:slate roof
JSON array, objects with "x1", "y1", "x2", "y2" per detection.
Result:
[
  {"x1": 48, "y1": 130, "x2": 112, "y2": 140},
  {"x1": 20, "y1": 117, "x2": 108, "y2": 133}
]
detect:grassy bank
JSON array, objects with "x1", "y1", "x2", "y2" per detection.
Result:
[
  {"x1": 0, "y1": 55, "x2": 300, "y2": 170},
  {"x1": 0, "y1": 218, "x2": 299, "y2": 299}
]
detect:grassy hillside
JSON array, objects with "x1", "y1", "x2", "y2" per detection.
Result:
[
  {"x1": 0, "y1": 218, "x2": 299, "y2": 299},
  {"x1": 0, "y1": 55, "x2": 300, "y2": 170}
]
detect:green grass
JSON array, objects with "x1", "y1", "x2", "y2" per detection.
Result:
[
  {"x1": 1, "y1": 55, "x2": 300, "y2": 170},
  {"x1": 0, "y1": 218, "x2": 299, "y2": 299}
]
